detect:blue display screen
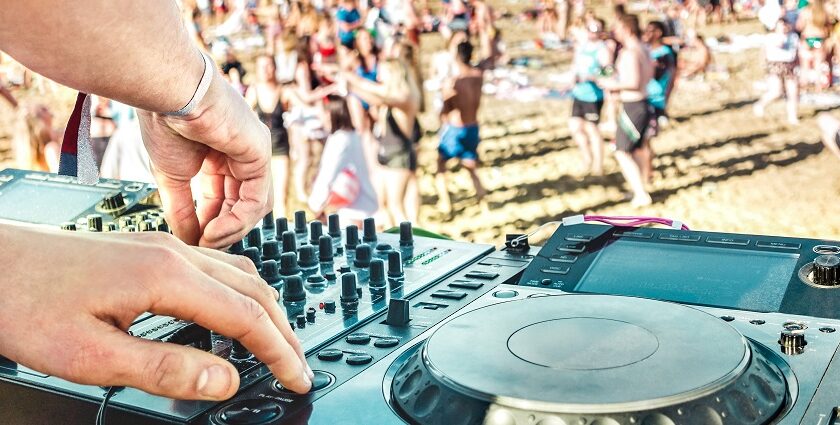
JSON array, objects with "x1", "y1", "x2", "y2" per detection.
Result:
[{"x1": 576, "y1": 239, "x2": 799, "y2": 311}]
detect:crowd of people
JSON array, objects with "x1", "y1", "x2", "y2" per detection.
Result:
[{"x1": 5, "y1": 0, "x2": 840, "y2": 224}]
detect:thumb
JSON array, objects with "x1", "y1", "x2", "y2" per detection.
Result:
[{"x1": 79, "y1": 327, "x2": 240, "y2": 400}]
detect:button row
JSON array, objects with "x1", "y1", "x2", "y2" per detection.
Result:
[{"x1": 613, "y1": 230, "x2": 802, "y2": 251}]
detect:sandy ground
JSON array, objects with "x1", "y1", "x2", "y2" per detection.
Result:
[{"x1": 2, "y1": 5, "x2": 840, "y2": 246}]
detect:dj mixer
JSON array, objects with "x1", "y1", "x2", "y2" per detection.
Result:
[{"x1": 4, "y1": 169, "x2": 840, "y2": 425}]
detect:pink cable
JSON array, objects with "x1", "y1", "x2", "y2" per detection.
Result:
[{"x1": 583, "y1": 215, "x2": 690, "y2": 231}]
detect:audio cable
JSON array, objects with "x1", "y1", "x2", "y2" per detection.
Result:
[{"x1": 95, "y1": 385, "x2": 122, "y2": 425}]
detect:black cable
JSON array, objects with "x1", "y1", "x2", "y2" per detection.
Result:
[{"x1": 95, "y1": 386, "x2": 121, "y2": 425}]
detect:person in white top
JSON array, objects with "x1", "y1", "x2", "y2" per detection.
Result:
[
  {"x1": 308, "y1": 95, "x2": 378, "y2": 224},
  {"x1": 753, "y1": 19, "x2": 800, "y2": 125}
]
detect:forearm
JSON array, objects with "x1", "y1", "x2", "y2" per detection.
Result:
[{"x1": 0, "y1": 0, "x2": 204, "y2": 113}]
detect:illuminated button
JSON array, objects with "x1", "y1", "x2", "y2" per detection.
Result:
[
  {"x1": 317, "y1": 349, "x2": 343, "y2": 362},
  {"x1": 756, "y1": 241, "x2": 801, "y2": 250},
  {"x1": 346, "y1": 353, "x2": 373, "y2": 365},
  {"x1": 706, "y1": 237, "x2": 750, "y2": 246},
  {"x1": 218, "y1": 399, "x2": 283, "y2": 425},
  {"x1": 549, "y1": 254, "x2": 577, "y2": 263}
]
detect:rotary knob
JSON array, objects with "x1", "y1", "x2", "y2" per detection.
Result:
[
  {"x1": 101, "y1": 192, "x2": 126, "y2": 211},
  {"x1": 813, "y1": 255, "x2": 840, "y2": 286},
  {"x1": 779, "y1": 322, "x2": 807, "y2": 355}
]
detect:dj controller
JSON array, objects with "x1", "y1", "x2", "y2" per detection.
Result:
[{"x1": 3, "y1": 169, "x2": 840, "y2": 425}]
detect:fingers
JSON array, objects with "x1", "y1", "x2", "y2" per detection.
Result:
[
  {"x1": 65, "y1": 323, "x2": 239, "y2": 400},
  {"x1": 144, "y1": 251, "x2": 311, "y2": 393},
  {"x1": 200, "y1": 173, "x2": 271, "y2": 249},
  {"x1": 155, "y1": 174, "x2": 202, "y2": 246}
]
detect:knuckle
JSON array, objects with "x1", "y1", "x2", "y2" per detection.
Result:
[
  {"x1": 236, "y1": 255, "x2": 259, "y2": 275},
  {"x1": 64, "y1": 341, "x2": 114, "y2": 384},
  {"x1": 241, "y1": 297, "x2": 269, "y2": 327},
  {"x1": 142, "y1": 352, "x2": 187, "y2": 394}
]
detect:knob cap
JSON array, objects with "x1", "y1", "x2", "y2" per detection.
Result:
[
  {"x1": 243, "y1": 247, "x2": 262, "y2": 270},
  {"x1": 369, "y1": 259, "x2": 386, "y2": 288},
  {"x1": 362, "y1": 217, "x2": 377, "y2": 243},
  {"x1": 388, "y1": 251, "x2": 404, "y2": 277},
  {"x1": 262, "y1": 211, "x2": 275, "y2": 230},
  {"x1": 813, "y1": 255, "x2": 840, "y2": 286},
  {"x1": 341, "y1": 273, "x2": 359, "y2": 302},
  {"x1": 279, "y1": 252, "x2": 300, "y2": 276},
  {"x1": 306, "y1": 274, "x2": 327, "y2": 289},
  {"x1": 399, "y1": 222, "x2": 414, "y2": 246},
  {"x1": 327, "y1": 214, "x2": 342, "y2": 238},
  {"x1": 306, "y1": 307, "x2": 316, "y2": 323},
  {"x1": 281, "y1": 230, "x2": 298, "y2": 253},
  {"x1": 295, "y1": 314, "x2": 306, "y2": 329},
  {"x1": 294, "y1": 210, "x2": 307, "y2": 235},
  {"x1": 247, "y1": 228, "x2": 263, "y2": 251},
  {"x1": 61, "y1": 222, "x2": 77, "y2": 231},
  {"x1": 354, "y1": 245, "x2": 372, "y2": 268},
  {"x1": 229, "y1": 239, "x2": 246, "y2": 255},
  {"x1": 779, "y1": 322, "x2": 807, "y2": 355},
  {"x1": 260, "y1": 260, "x2": 281, "y2": 286},
  {"x1": 298, "y1": 245, "x2": 317, "y2": 268},
  {"x1": 324, "y1": 301, "x2": 337, "y2": 313},
  {"x1": 155, "y1": 218, "x2": 169, "y2": 233},
  {"x1": 345, "y1": 225, "x2": 359, "y2": 250},
  {"x1": 319, "y1": 235, "x2": 334, "y2": 262},
  {"x1": 386, "y1": 299, "x2": 411, "y2": 327},
  {"x1": 309, "y1": 221, "x2": 323, "y2": 246},
  {"x1": 102, "y1": 192, "x2": 126, "y2": 211},
  {"x1": 262, "y1": 240, "x2": 281, "y2": 261},
  {"x1": 283, "y1": 275, "x2": 306, "y2": 302},
  {"x1": 139, "y1": 219, "x2": 155, "y2": 232},
  {"x1": 87, "y1": 214, "x2": 103, "y2": 232},
  {"x1": 275, "y1": 217, "x2": 289, "y2": 234},
  {"x1": 230, "y1": 340, "x2": 251, "y2": 361}
]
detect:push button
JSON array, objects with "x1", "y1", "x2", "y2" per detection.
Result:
[
  {"x1": 756, "y1": 241, "x2": 801, "y2": 250},
  {"x1": 346, "y1": 353, "x2": 373, "y2": 365},
  {"x1": 273, "y1": 371, "x2": 334, "y2": 394},
  {"x1": 218, "y1": 399, "x2": 283, "y2": 425},
  {"x1": 448, "y1": 281, "x2": 484, "y2": 290},
  {"x1": 431, "y1": 290, "x2": 467, "y2": 300},
  {"x1": 317, "y1": 349, "x2": 343, "y2": 362},
  {"x1": 464, "y1": 271, "x2": 499, "y2": 280},
  {"x1": 706, "y1": 237, "x2": 749, "y2": 246},
  {"x1": 659, "y1": 233, "x2": 701, "y2": 242},
  {"x1": 548, "y1": 254, "x2": 577, "y2": 263},
  {"x1": 614, "y1": 230, "x2": 653, "y2": 239},
  {"x1": 346, "y1": 333, "x2": 371, "y2": 345},
  {"x1": 540, "y1": 266, "x2": 570, "y2": 275},
  {"x1": 564, "y1": 234, "x2": 593, "y2": 242},
  {"x1": 555, "y1": 242, "x2": 586, "y2": 253},
  {"x1": 374, "y1": 338, "x2": 400, "y2": 348}
]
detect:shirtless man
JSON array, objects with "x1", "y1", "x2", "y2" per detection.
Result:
[
  {"x1": 435, "y1": 40, "x2": 487, "y2": 213},
  {"x1": 598, "y1": 14, "x2": 654, "y2": 206}
]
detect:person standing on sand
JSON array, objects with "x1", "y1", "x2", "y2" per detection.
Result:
[
  {"x1": 597, "y1": 14, "x2": 654, "y2": 207},
  {"x1": 435, "y1": 40, "x2": 487, "y2": 213},
  {"x1": 568, "y1": 18, "x2": 610, "y2": 176}
]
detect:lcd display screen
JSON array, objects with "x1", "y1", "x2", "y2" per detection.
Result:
[
  {"x1": 576, "y1": 239, "x2": 799, "y2": 311},
  {"x1": 0, "y1": 180, "x2": 110, "y2": 225}
]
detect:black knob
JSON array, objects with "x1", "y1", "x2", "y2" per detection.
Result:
[
  {"x1": 61, "y1": 222, "x2": 77, "y2": 231},
  {"x1": 283, "y1": 275, "x2": 306, "y2": 302},
  {"x1": 155, "y1": 218, "x2": 169, "y2": 233},
  {"x1": 243, "y1": 247, "x2": 262, "y2": 270},
  {"x1": 262, "y1": 240, "x2": 281, "y2": 261},
  {"x1": 306, "y1": 307, "x2": 316, "y2": 323},
  {"x1": 324, "y1": 272, "x2": 337, "y2": 282},
  {"x1": 87, "y1": 214, "x2": 103, "y2": 232},
  {"x1": 230, "y1": 340, "x2": 251, "y2": 361},
  {"x1": 262, "y1": 211, "x2": 275, "y2": 230},
  {"x1": 294, "y1": 210, "x2": 307, "y2": 235},
  {"x1": 369, "y1": 259, "x2": 386, "y2": 288},
  {"x1": 780, "y1": 323, "x2": 807, "y2": 355},
  {"x1": 375, "y1": 243, "x2": 393, "y2": 258},
  {"x1": 319, "y1": 235, "x2": 334, "y2": 262},
  {"x1": 121, "y1": 225, "x2": 137, "y2": 232},
  {"x1": 388, "y1": 251, "x2": 404, "y2": 277},
  {"x1": 324, "y1": 301, "x2": 336, "y2": 313},
  {"x1": 813, "y1": 255, "x2": 840, "y2": 286},
  {"x1": 386, "y1": 298, "x2": 411, "y2": 327},
  {"x1": 299, "y1": 245, "x2": 317, "y2": 268},
  {"x1": 275, "y1": 217, "x2": 289, "y2": 234},
  {"x1": 247, "y1": 228, "x2": 263, "y2": 251},
  {"x1": 306, "y1": 274, "x2": 327, "y2": 289},
  {"x1": 354, "y1": 245, "x2": 372, "y2": 268},
  {"x1": 295, "y1": 314, "x2": 306, "y2": 329},
  {"x1": 309, "y1": 221, "x2": 323, "y2": 246},
  {"x1": 281, "y1": 230, "x2": 298, "y2": 253},
  {"x1": 341, "y1": 273, "x2": 359, "y2": 303},
  {"x1": 118, "y1": 217, "x2": 133, "y2": 229},
  {"x1": 363, "y1": 217, "x2": 377, "y2": 243},
  {"x1": 229, "y1": 239, "x2": 246, "y2": 255},
  {"x1": 102, "y1": 192, "x2": 126, "y2": 211},
  {"x1": 139, "y1": 219, "x2": 155, "y2": 232},
  {"x1": 105, "y1": 223, "x2": 117, "y2": 232},
  {"x1": 260, "y1": 260, "x2": 281, "y2": 286},
  {"x1": 327, "y1": 214, "x2": 342, "y2": 238},
  {"x1": 400, "y1": 222, "x2": 414, "y2": 246},
  {"x1": 345, "y1": 225, "x2": 359, "y2": 250},
  {"x1": 279, "y1": 252, "x2": 300, "y2": 276}
]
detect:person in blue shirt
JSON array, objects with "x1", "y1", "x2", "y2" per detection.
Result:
[
  {"x1": 641, "y1": 20, "x2": 676, "y2": 184},
  {"x1": 336, "y1": 0, "x2": 362, "y2": 49},
  {"x1": 569, "y1": 18, "x2": 610, "y2": 175}
]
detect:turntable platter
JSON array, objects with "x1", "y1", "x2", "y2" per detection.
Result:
[{"x1": 391, "y1": 295, "x2": 789, "y2": 425}]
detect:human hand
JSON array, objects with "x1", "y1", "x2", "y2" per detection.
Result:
[
  {"x1": 138, "y1": 71, "x2": 273, "y2": 248},
  {"x1": 0, "y1": 224, "x2": 312, "y2": 399}
]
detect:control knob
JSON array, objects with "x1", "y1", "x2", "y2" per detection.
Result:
[
  {"x1": 345, "y1": 225, "x2": 359, "y2": 251},
  {"x1": 281, "y1": 230, "x2": 298, "y2": 253},
  {"x1": 260, "y1": 260, "x2": 281, "y2": 287},
  {"x1": 309, "y1": 221, "x2": 323, "y2": 246},
  {"x1": 318, "y1": 235, "x2": 334, "y2": 262},
  {"x1": 363, "y1": 217, "x2": 377, "y2": 243},
  {"x1": 279, "y1": 252, "x2": 300, "y2": 276},
  {"x1": 340, "y1": 273, "x2": 360, "y2": 312},
  {"x1": 243, "y1": 247, "x2": 262, "y2": 271},
  {"x1": 275, "y1": 217, "x2": 289, "y2": 234},
  {"x1": 262, "y1": 240, "x2": 281, "y2": 261},
  {"x1": 283, "y1": 275, "x2": 306, "y2": 303},
  {"x1": 87, "y1": 214, "x2": 103, "y2": 232},
  {"x1": 294, "y1": 210, "x2": 307, "y2": 236},
  {"x1": 369, "y1": 259, "x2": 386, "y2": 289},
  {"x1": 779, "y1": 322, "x2": 807, "y2": 355},
  {"x1": 246, "y1": 228, "x2": 262, "y2": 251},
  {"x1": 354, "y1": 245, "x2": 372, "y2": 268},
  {"x1": 813, "y1": 255, "x2": 840, "y2": 286},
  {"x1": 298, "y1": 245, "x2": 318, "y2": 269},
  {"x1": 101, "y1": 192, "x2": 126, "y2": 211},
  {"x1": 399, "y1": 222, "x2": 414, "y2": 247},
  {"x1": 327, "y1": 214, "x2": 342, "y2": 238}
]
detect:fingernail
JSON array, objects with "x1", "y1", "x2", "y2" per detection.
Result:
[
  {"x1": 306, "y1": 364, "x2": 315, "y2": 379},
  {"x1": 197, "y1": 365, "x2": 231, "y2": 398},
  {"x1": 302, "y1": 369, "x2": 312, "y2": 388}
]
